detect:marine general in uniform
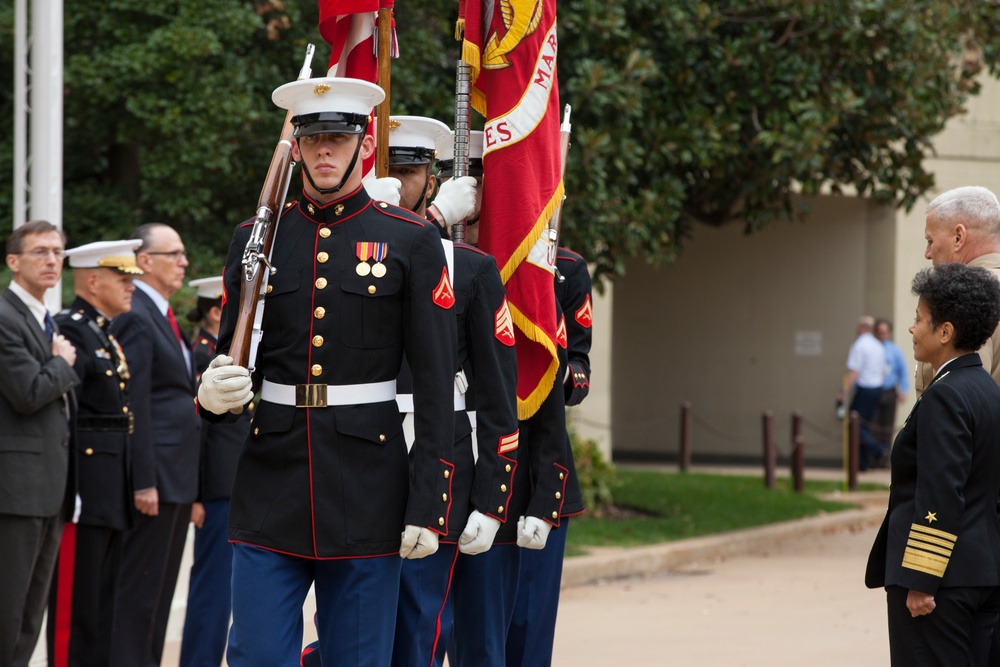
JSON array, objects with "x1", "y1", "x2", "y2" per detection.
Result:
[{"x1": 47, "y1": 240, "x2": 141, "y2": 666}]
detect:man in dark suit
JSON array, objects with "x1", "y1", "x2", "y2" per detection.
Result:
[
  {"x1": 0, "y1": 220, "x2": 79, "y2": 667},
  {"x1": 46, "y1": 239, "x2": 143, "y2": 666},
  {"x1": 109, "y1": 223, "x2": 202, "y2": 667}
]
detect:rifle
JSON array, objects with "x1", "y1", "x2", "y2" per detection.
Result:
[
  {"x1": 229, "y1": 44, "x2": 315, "y2": 371},
  {"x1": 547, "y1": 104, "x2": 572, "y2": 275}
]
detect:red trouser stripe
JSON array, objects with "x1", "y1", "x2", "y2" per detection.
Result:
[
  {"x1": 53, "y1": 522, "x2": 77, "y2": 667},
  {"x1": 428, "y1": 545, "x2": 460, "y2": 667}
]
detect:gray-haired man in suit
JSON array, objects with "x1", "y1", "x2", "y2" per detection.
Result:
[
  {"x1": 0, "y1": 220, "x2": 79, "y2": 666},
  {"x1": 109, "y1": 223, "x2": 202, "y2": 667}
]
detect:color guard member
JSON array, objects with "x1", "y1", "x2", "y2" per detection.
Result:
[
  {"x1": 386, "y1": 119, "x2": 518, "y2": 667},
  {"x1": 505, "y1": 247, "x2": 592, "y2": 667},
  {"x1": 197, "y1": 77, "x2": 458, "y2": 667}
]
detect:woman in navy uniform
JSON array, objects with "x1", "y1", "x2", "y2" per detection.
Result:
[
  {"x1": 46, "y1": 240, "x2": 141, "y2": 666},
  {"x1": 197, "y1": 78, "x2": 458, "y2": 667},
  {"x1": 866, "y1": 262, "x2": 1000, "y2": 666}
]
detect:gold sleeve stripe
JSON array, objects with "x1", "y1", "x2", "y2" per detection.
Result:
[
  {"x1": 498, "y1": 432, "x2": 519, "y2": 454},
  {"x1": 905, "y1": 538, "x2": 953, "y2": 558},
  {"x1": 906, "y1": 530, "x2": 956, "y2": 550},
  {"x1": 910, "y1": 523, "x2": 958, "y2": 542},
  {"x1": 902, "y1": 548, "x2": 949, "y2": 578}
]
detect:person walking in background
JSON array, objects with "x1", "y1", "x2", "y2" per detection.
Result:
[
  {"x1": 866, "y1": 262, "x2": 1000, "y2": 666},
  {"x1": 0, "y1": 220, "x2": 79, "y2": 667},
  {"x1": 109, "y1": 223, "x2": 202, "y2": 667},
  {"x1": 839, "y1": 315, "x2": 886, "y2": 471},
  {"x1": 874, "y1": 318, "x2": 908, "y2": 461},
  {"x1": 46, "y1": 240, "x2": 142, "y2": 666},
  {"x1": 178, "y1": 275, "x2": 251, "y2": 667}
]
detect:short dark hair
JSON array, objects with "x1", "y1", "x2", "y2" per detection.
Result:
[
  {"x1": 186, "y1": 296, "x2": 222, "y2": 324},
  {"x1": 875, "y1": 318, "x2": 892, "y2": 333},
  {"x1": 6, "y1": 220, "x2": 64, "y2": 256},
  {"x1": 912, "y1": 263, "x2": 1000, "y2": 352}
]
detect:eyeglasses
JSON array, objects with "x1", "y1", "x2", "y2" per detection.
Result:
[
  {"x1": 145, "y1": 250, "x2": 188, "y2": 261},
  {"x1": 19, "y1": 248, "x2": 65, "y2": 260}
]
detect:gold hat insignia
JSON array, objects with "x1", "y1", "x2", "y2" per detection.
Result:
[{"x1": 313, "y1": 84, "x2": 331, "y2": 95}]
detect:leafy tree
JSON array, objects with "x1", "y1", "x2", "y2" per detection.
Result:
[
  {"x1": 3, "y1": 0, "x2": 1000, "y2": 286},
  {"x1": 558, "y1": 0, "x2": 1000, "y2": 281},
  {"x1": 1, "y1": 0, "x2": 317, "y2": 276}
]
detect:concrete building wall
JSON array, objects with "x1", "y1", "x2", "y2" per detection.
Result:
[
  {"x1": 611, "y1": 196, "x2": 895, "y2": 465},
  {"x1": 604, "y1": 74, "x2": 1000, "y2": 466}
]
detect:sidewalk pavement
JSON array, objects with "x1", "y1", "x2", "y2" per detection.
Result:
[{"x1": 33, "y1": 466, "x2": 892, "y2": 666}]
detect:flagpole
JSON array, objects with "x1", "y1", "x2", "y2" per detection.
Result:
[
  {"x1": 375, "y1": 4, "x2": 393, "y2": 178},
  {"x1": 451, "y1": 60, "x2": 472, "y2": 244}
]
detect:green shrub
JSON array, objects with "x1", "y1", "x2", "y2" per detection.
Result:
[{"x1": 570, "y1": 429, "x2": 616, "y2": 515}]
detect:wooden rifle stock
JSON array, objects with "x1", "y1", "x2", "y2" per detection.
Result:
[{"x1": 229, "y1": 44, "x2": 314, "y2": 369}]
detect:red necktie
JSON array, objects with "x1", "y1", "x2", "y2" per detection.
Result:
[{"x1": 166, "y1": 306, "x2": 184, "y2": 346}]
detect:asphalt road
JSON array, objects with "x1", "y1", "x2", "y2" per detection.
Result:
[
  {"x1": 32, "y1": 467, "x2": 891, "y2": 666},
  {"x1": 551, "y1": 516, "x2": 889, "y2": 666}
]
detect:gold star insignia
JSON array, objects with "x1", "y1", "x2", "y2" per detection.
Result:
[{"x1": 925, "y1": 511, "x2": 938, "y2": 524}]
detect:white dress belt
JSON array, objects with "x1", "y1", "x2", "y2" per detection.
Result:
[
  {"x1": 395, "y1": 391, "x2": 466, "y2": 414},
  {"x1": 260, "y1": 379, "x2": 396, "y2": 408}
]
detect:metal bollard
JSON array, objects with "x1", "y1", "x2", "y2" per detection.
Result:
[
  {"x1": 791, "y1": 411, "x2": 804, "y2": 493},
  {"x1": 762, "y1": 410, "x2": 776, "y2": 489},
  {"x1": 848, "y1": 411, "x2": 860, "y2": 491},
  {"x1": 679, "y1": 401, "x2": 692, "y2": 472}
]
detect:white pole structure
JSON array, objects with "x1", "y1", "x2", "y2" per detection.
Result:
[
  {"x1": 13, "y1": 0, "x2": 65, "y2": 310},
  {"x1": 13, "y1": 0, "x2": 27, "y2": 230}
]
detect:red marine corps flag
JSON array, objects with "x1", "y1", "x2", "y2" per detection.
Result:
[
  {"x1": 460, "y1": 0, "x2": 564, "y2": 418},
  {"x1": 318, "y1": 0, "x2": 396, "y2": 176}
]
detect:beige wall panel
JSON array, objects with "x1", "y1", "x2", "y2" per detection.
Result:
[{"x1": 612, "y1": 196, "x2": 894, "y2": 464}]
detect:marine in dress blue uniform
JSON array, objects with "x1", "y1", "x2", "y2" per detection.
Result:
[
  {"x1": 505, "y1": 247, "x2": 592, "y2": 667},
  {"x1": 382, "y1": 121, "x2": 519, "y2": 667},
  {"x1": 45, "y1": 240, "x2": 141, "y2": 667},
  {"x1": 197, "y1": 78, "x2": 458, "y2": 667},
  {"x1": 179, "y1": 276, "x2": 252, "y2": 667}
]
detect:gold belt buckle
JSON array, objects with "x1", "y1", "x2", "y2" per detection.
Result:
[{"x1": 295, "y1": 384, "x2": 328, "y2": 408}]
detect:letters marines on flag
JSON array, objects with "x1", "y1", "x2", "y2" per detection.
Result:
[{"x1": 460, "y1": 0, "x2": 564, "y2": 418}]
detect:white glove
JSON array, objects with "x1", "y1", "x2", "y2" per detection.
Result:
[
  {"x1": 458, "y1": 510, "x2": 502, "y2": 555},
  {"x1": 363, "y1": 176, "x2": 402, "y2": 206},
  {"x1": 431, "y1": 176, "x2": 478, "y2": 226},
  {"x1": 400, "y1": 525, "x2": 439, "y2": 559},
  {"x1": 516, "y1": 515, "x2": 552, "y2": 550},
  {"x1": 197, "y1": 355, "x2": 254, "y2": 414}
]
